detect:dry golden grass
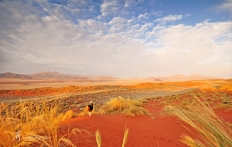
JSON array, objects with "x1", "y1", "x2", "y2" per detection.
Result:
[
  {"x1": 218, "y1": 84, "x2": 232, "y2": 92},
  {"x1": 212, "y1": 103, "x2": 232, "y2": 111},
  {"x1": 94, "y1": 126, "x2": 129, "y2": 147},
  {"x1": 95, "y1": 130, "x2": 101, "y2": 147},
  {"x1": 0, "y1": 100, "x2": 81, "y2": 147},
  {"x1": 98, "y1": 96, "x2": 150, "y2": 117},
  {"x1": 162, "y1": 96, "x2": 232, "y2": 147},
  {"x1": 61, "y1": 110, "x2": 74, "y2": 121},
  {"x1": 200, "y1": 85, "x2": 217, "y2": 92},
  {"x1": 122, "y1": 126, "x2": 129, "y2": 147}
]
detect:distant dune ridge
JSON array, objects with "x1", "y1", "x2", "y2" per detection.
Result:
[
  {"x1": 148, "y1": 74, "x2": 217, "y2": 81},
  {"x1": 0, "y1": 72, "x2": 217, "y2": 81}
]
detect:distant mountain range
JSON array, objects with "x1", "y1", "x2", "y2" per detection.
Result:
[
  {"x1": 0, "y1": 72, "x2": 218, "y2": 81},
  {"x1": 0, "y1": 72, "x2": 32, "y2": 79},
  {"x1": 0, "y1": 72, "x2": 116, "y2": 80},
  {"x1": 148, "y1": 74, "x2": 217, "y2": 81}
]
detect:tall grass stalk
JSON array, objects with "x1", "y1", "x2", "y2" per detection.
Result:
[
  {"x1": 95, "y1": 130, "x2": 101, "y2": 147},
  {"x1": 162, "y1": 96, "x2": 232, "y2": 147},
  {"x1": 122, "y1": 126, "x2": 129, "y2": 147}
]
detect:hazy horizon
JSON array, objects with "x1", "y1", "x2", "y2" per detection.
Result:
[
  {"x1": 0, "y1": 0, "x2": 232, "y2": 78},
  {"x1": 0, "y1": 71, "x2": 223, "y2": 79}
]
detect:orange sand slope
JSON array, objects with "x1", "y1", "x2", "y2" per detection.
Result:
[
  {"x1": 0, "y1": 79, "x2": 155, "y2": 90},
  {"x1": 60, "y1": 100, "x2": 232, "y2": 147}
]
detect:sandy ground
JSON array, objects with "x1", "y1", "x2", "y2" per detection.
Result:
[
  {"x1": 1, "y1": 78, "x2": 229, "y2": 90},
  {"x1": 60, "y1": 100, "x2": 232, "y2": 147},
  {"x1": 60, "y1": 101, "x2": 191, "y2": 147}
]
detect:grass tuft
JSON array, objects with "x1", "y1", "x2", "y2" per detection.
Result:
[
  {"x1": 162, "y1": 96, "x2": 232, "y2": 147},
  {"x1": 98, "y1": 96, "x2": 150, "y2": 117},
  {"x1": 0, "y1": 100, "x2": 83, "y2": 147}
]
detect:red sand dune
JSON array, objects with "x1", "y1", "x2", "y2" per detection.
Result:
[
  {"x1": 60, "y1": 100, "x2": 232, "y2": 147},
  {"x1": 61, "y1": 115, "x2": 193, "y2": 147},
  {"x1": 60, "y1": 101, "x2": 184, "y2": 147}
]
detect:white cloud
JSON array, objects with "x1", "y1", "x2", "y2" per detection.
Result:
[
  {"x1": 0, "y1": 0, "x2": 232, "y2": 78},
  {"x1": 144, "y1": 21, "x2": 232, "y2": 78},
  {"x1": 218, "y1": 0, "x2": 232, "y2": 12},
  {"x1": 110, "y1": 17, "x2": 128, "y2": 24},
  {"x1": 78, "y1": 19, "x2": 107, "y2": 34},
  {"x1": 138, "y1": 13, "x2": 149, "y2": 20},
  {"x1": 100, "y1": 0, "x2": 123, "y2": 17},
  {"x1": 126, "y1": 23, "x2": 153, "y2": 38},
  {"x1": 0, "y1": 1, "x2": 148, "y2": 76},
  {"x1": 124, "y1": 0, "x2": 136, "y2": 7},
  {"x1": 109, "y1": 17, "x2": 129, "y2": 32},
  {"x1": 152, "y1": 11, "x2": 163, "y2": 16},
  {"x1": 155, "y1": 15, "x2": 182, "y2": 24},
  {"x1": 140, "y1": 23, "x2": 153, "y2": 34},
  {"x1": 67, "y1": 0, "x2": 88, "y2": 8}
]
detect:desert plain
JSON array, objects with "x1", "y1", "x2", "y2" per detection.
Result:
[{"x1": 0, "y1": 77, "x2": 232, "y2": 147}]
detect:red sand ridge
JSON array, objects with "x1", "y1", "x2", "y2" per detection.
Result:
[
  {"x1": 60, "y1": 101, "x2": 199, "y2": 147},
  {"x1": 60, "y1": 115, "x2": 194, "y2": 147},
  {"x1": 60, "y1": 98, "x2": 232, "y2": 147}
]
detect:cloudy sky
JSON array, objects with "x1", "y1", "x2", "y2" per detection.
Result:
[{"x1": 0, "y1": 0, "x2": 232, "y2": 78}]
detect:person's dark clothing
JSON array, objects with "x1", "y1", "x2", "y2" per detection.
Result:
[{"x1": 88, "y1": 104, "x2": 93, "y2": 112}]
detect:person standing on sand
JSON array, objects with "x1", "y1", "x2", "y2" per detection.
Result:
[{"x1": 88, "y1": 101, "x2": 93, "y2": 117}]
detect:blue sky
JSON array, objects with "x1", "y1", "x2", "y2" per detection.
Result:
[{"x1": 0, "y1": 0, "x2": 232, "y2": 78}]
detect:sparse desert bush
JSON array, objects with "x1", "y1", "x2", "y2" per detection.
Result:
[
  {"x1": 0, "y1": 100, "x2": 82, "y2": 147},
  {"x1": 77, "y1": 105, "x2": 91, "y2": 116},
  {"x1": 180, "y1": 101, "x2": 189, "y2": 107},
  {"x1": 213, "y1": 103, "x2": 232, "y2": 111},
  {"x1": 98, "y1": 96, "x2": 150, "y2": 117},
  {"x1": 219, "y1": 84, "x2": 232, "y2": 92},
  {"x1": 162, "y1": 96, "x2": 232, "y2": 147},
  {"x1": 151, "y1": 97, "x2": 159, "y2": 101},
  {"x1": 200, "y1": 85, "x2": 217, "y2": 92},
  {"x1": 61, "y1": 110, "x2": 74, "y2": 121},
  {"x1": 158, "y1": 101, "x2": 169, "y2": 106},
  {"x1": 138, "y1": 97, "x2": 148, "y2": 104}
]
